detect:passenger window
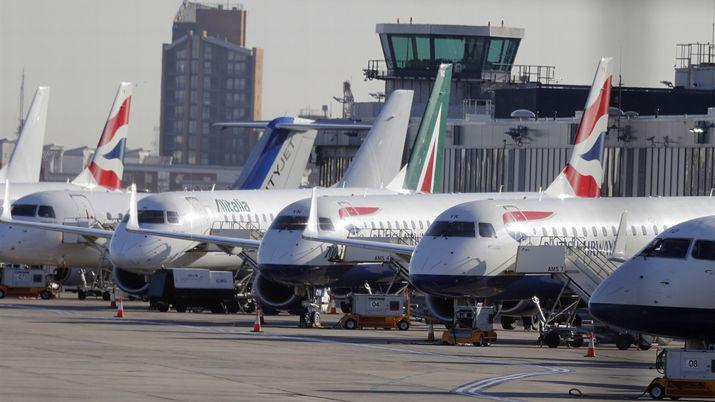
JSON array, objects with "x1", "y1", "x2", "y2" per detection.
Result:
[
  {"x1": 582, "y1": 227, "x2": 587, "y2": 237},
  {"x1": 601, "y1": 226, "x2": 607, "y2": 237},
  {"x1": 571, "y1": 227, "x2": 578, "y2": 237},
  {"x1": 653, "y1": 225, "x2": 659, "y2": 234},
  {"x1": 641, "y1": 225, "x2": 647, "y2": 236},
  {"x1": 254, "y1": 214, "x2": 259, "y2": 223},
  {"x1": 411, "y1": 220, "x2": 416, "y2": 229},
  {"x1": 387, "y1": 221, "x2": 392, "y2": 229},
  {"x1": 640, "y1": 238, "x2": 692, "y2": 259},
  {"x1": 591, "y1": 227, "x2": 598, "y2": 237},
  {"x1": 419, "y1": 221, "x2": 424, "y2": 230},
  {"x1": 263, "y1": 214, "x2": 267, "y2": 222},
  {"x1": 631, "y1": 226, "x2": 637, "y2": 236},
  {"x1": 542, "y1": 227, "x2": 548, "y2": 237},
  {"x1": 370, "y1": 222, "x2": 376, "y2": 230},
  {"x1": 692, "y1": 240, "x2": 715, "y2": 260},
  {"x1": 611, "y1": 226, "x2": 617, "y2": 236},
  {"x1": 11, "y1": 204, "x2": 37, "y2": 217},
  {"x1": 551, "y1": 227, "x2": 558, "y2": 237},
  {"x1": 38, "y1": 205, "x2": 56, "y2": 219},
  {"x1": 403, "y1": 220, "x2": 408, "y2": 229},
  {"x1": 167, "y1": 211, "x2": 179, "y2": 224},
  {"x1": 379, "y1": 221, "x2": 384, "y2": 229}
]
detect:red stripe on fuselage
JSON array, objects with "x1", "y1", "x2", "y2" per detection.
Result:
[
  {"x1": 573, "y1": 77, "x2": 611, "y2": 145},
  {"x1": 338, "y1": 206, "x2": 380, "y2": 219},
  {"x1": 502, "y1": 211, "x2": 554, "y2": 225}
]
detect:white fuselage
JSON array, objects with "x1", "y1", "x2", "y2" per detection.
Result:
[
  {"x1": 256, "y1": 192, "x2": 535, "y2": 287},
  {"x1": 109, "y1": 187, "x2": 396, "y2": 274},
  {"x1": 0, "y1": 189, "x2": 136, "y2": 268},
  {"x1": 410, "y1": 196, "x2": 715, "y2": 298},
  {"x1": 590, "y1": 216, "x2": 715, "y2": 339}
]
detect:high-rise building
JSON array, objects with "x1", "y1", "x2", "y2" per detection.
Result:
[{"x1": 160, "y1": 1, "x2": 263, "y2": 166}]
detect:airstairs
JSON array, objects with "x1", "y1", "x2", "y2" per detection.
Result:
[{"x1": 515, "y1": 236, "x2": 620, "y2": 302}]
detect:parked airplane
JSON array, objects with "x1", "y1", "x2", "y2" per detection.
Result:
[
  {"x1": 2, "y1": 89, "x2": 415, "y2": 296},
  {"x1": 248, "y1": 58, "x2": 611, "y2": 316},
  {"x1": 589, "y1": 215, "x2": 715, "y2": 340}
]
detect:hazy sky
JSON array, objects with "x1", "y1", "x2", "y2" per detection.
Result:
[{"x1": 1, "y1": 0, "x2": 714, "y2": 150}]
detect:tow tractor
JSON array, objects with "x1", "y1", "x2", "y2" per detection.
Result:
[
  {"x1": 0, "y1": 266, "x2": 53, "y2": 300},
  {"x1": 646, "y1": 348, "x2": 715, "y2": 400},
  {"x1": 441, "y1": 302, "x2": 497, "y2": 346},
  {"x1": 339, "y1": 293, "x2": 410, "y2": 330}
]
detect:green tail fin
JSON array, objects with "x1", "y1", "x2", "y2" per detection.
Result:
[{"x1": 403, "y1": 63, "x2": 452, "y2": 193}]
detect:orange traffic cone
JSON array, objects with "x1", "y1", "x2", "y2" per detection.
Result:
[
  {"x1": 110, "y1": 286, "x2": 117, "y2": 309},
  {"x1": 115, "y1": 295, "x2": 125, "y2": 318},
  {"x1": 427, "y1": 322, "x2": 435, "y2": 342},
  {"x1": 328, "y1": 299, "x2": 337, "y2": 314},
  {"x1": 584, "y1": 332, "x2": 596, "y2": 357},
  {"x1": 252, "y1": 308, "x2": 262, "y2": 332}
]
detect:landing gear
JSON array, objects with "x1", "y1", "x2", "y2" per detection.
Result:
[
  {"x1": 77, "y1": 289, "x2": 87, "y2": 300},
  {"x1": 500, "y1": 315, "x2": 516, "y2": 330},
  {"x1": 616, "y1": 333, "x2": 635, "y2": 350}
]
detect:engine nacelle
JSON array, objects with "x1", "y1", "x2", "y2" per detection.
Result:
[
  {"x1": 113, "y1": 266, "x2": 151, "y2": 294},
  {"x1": 425, "y1": 295, "x2": 454, "y2": 323},
  {"x1": 51, "y1": 267, "x2": 100, "y2": 287},
  {"x1": 252, "y1": 272, "x2": 303, "y2": 311},
  {"x1": 499, "y1": 299, "x2": 538, "y2": 317}
]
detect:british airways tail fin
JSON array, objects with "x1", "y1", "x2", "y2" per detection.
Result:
[
  {"x1": 230, "y1": 118, "x2": 374, "y2": 190},
  {"x1": 0, "y1": 87, "x2": 50, "y2": 183},
  {"x1": 545, "y1": 58, "x2": 612, "y2": 198},
  {"x1": 335, "y1": 90, "x2": 414, "y2": 189},
  {"x1": 402, "y1": 64, "x2": 452, "y2": 193},
  {"x1": 72, "y1": 82, "x2": 132, "y2": 191}
]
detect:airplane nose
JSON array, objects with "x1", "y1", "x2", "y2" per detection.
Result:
[{"x1": 110, "y1": 230, "x2": 173, "y2": 270}]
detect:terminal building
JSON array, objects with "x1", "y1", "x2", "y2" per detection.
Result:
[{"x1": 312, "y1": 23, "x2": 715, "y2": 198}]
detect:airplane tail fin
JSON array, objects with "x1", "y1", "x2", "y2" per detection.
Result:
[
  {"x1": 402, "y1": 63, "x2": 452, "y2": 193},
  {"x1": 336, "y1": 90, "x2": 414, "y2": 188},
  {"x1": 72, "y1": 82, "x2": 132, "y2": 191},
  {"x1": 545, "y1": 58, "x2": 613, "y2": 198},
  {"x1": 232, "y1": 117, "x2": 318, "y2": 190},
  {"x1": 0, "y1": 87, "x2": 50, "y2": 183}
]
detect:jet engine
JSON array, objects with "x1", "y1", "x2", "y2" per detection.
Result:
[
  {"x1": 113, "y1": 266, "x2": 151, "y2": 294},
  {"x1": 425, "y1": 295, "x2": 454, "y2": 323},
  {"x1": 252, "y1": 272, "x2": 304, "y2": 313}
]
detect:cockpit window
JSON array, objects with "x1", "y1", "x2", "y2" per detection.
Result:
[
  {"x1": 270, "y1": 215, "x2": 308, "y2": 231},
  {"x1": 11, "y1": 204, "x2": 37, "y2": 217},
  {"x1": 166, "y1": 211, "x2": 179, "y2": 224},
  {"x1": 425, "y1": 221, "x2": 476, "y2": 238},
  {"x1": 38, "y1": 205, "x2": 56, "y2": 218},
  {"x1": 692, "y1": 240, "x2": 715, "y2": 261},
  {"x1": 138, "y1": 210, "x2": 165, "y2": 224},
  {"x1": 478, "y1": 223, "x2": 497, "y2": 238},
  {"x1": 640, "y1": 237, "x2": 691, "y2": 259},
  {"x1": 319, "y1": 217, "x2": 334, "y2": 231}
]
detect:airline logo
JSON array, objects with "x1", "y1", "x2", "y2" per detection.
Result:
[
  {"x1": 87, "y1": 88, "x2": 131, "y2": 190},
  {"x1": 546, "y1": 58, "x2": 612, "y2": 198},
  {"x1": 216, "y1": 198, "x2": 251, "y2": 213},
  {"x1": 416, "y1": 106, "x2": 442, "y2": 193}
]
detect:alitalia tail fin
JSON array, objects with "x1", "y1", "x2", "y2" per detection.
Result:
[
  {"x1": 402, "y1": 63, "x2": 452, "y2": 193},
  {"x1": 72, "y1": 82, "x2": 132, "y2": 191},
  {"x1": 545, "y1": 58, "x2": 612, "y2": 198},
  {"x1": 0, "y1": 86, "x2": 50, "y2": 183}
]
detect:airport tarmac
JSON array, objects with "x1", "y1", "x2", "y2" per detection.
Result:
[{"x1": 0, "y1": 297, "x2": 663, "y2": 402}]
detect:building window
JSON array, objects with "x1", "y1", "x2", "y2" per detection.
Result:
[{"x1": 390, "y1": 34, "x2": 430, "y2": 69}]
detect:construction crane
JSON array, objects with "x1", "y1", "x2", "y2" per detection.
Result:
[{"x1": 332, "y1": 81, "x2": 354, "y2": 119}]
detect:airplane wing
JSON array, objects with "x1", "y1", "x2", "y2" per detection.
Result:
[
  {"x1": 213, "y1": 121, "x2": 371, "y2": 131},
  {"x1": 0, "y1": 219, "x2": 114, "y2": 239},
  {"x1": 302, "y1": 232, "x2": 415, "y2": 255},
  {"x1": 124, "y1": 226, "x2": 261, "y2": 250}
]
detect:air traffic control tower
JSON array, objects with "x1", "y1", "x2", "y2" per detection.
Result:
[{"x1": 363, "y1": 23, "x2": 553, "y2": 118}]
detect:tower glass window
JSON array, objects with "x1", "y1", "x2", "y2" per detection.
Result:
[{"x1": 390, "y1": 35, "x2": 431, "y2": 69}]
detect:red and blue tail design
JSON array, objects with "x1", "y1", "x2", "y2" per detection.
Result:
[
  {"x1": 73, "y1": 82, "x2": 132, "y2": 190},
  {"x1": 545, "y1": 58, "x2": 612, "y2": 198}
]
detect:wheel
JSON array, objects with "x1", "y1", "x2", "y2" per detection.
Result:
[
  {"x1": 340, "y1": 301, "x2": 351, "y2": 314},
  {"x1": 616, "y1": 333, "x2": 634, "y2": 350},
  {"x1": 649, "y1": 383, "x2": 665, "y2": 400},
  {"x1": 309, "y1": 311, "x2": 321, "y2": 326},
  {"x1": 157, "y1": 302, "x2": 169, "y2": 312},
  {"x1": 0, "y1": 288, "x2": 5, "y2": 299},
  {"x1": 40, "y1": 290, "x2": 52, "y2": 300},
  {"x1": 545, "y1": 330, "x2": 561, "y2": 348},
  {"x1": 397, "y1": 319, "x2": 410, "y2": 331},
  {"x1": 175, "y1": 304, "x2": 187, "y2": 313},
  {"x1": 522, "y1": 315, "x2": 534, "y2": 330},
  {"x1": 474, "y1": 334, "x2": 489, "y2": 346},
  {"x1": 344, "y1": 318, "x2": 358, "y2": 330},
  {"x1": 102, "y1": 291, "x2": 111, "y2": 301},
  {"x1": 638, "y1": 338, "x2": 653, "y2": 351},
  {"x1": 500, "y1": 316, "x2": 516, "y2": 330},
  {"x1": 241, "y1": 301, "x2": 256, "y2": 314},
  {"x1": 77, "y1": 290, "x2": 87, "y2": 300},
  {"x1": 568, "y1": 335, "x2": 584, "y2": 348}
]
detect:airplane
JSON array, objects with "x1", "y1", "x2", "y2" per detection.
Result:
[
  {"x1": 96, "y1": 64, "x2": 454, "y2": 320},
  {"x1": 1, "y1": 86, "x2": 49, "y2": 184},
  {"x1": 589, "y1": 215, "x2": 715, "y2": 341},
  {"x1": 1, "y1": 89, "x2": 415, "y2": 298},
  {"x1": 247, "y1": 58, "x2": 612, "y2": 317}
]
